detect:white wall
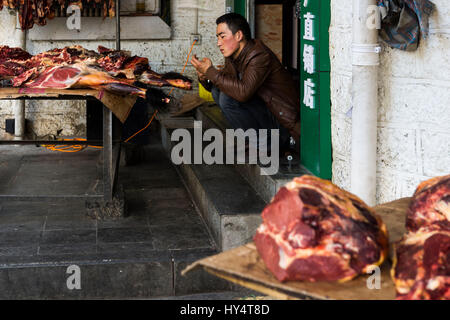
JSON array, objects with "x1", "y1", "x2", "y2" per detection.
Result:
[
  {"x1": 0, "y1": 0, "x2": 226, "y2": 138},
  {"x1": 330, "y1": 0, "x2": 450, "y2": 204}
]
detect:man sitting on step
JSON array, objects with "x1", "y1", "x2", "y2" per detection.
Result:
[{"x1": 191, "y1": 12, "x2": 300, "y2": 154}]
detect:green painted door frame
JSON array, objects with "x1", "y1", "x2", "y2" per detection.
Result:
[
  {"x1": 227, "y1": 0, "x2": 246, "y2": 16},
  {"x1": 229, "y1": 0, "x2": 332, "y2": 180},
  {"x1": 299, "y1": 0, "x2": 332, "y2": 180}
]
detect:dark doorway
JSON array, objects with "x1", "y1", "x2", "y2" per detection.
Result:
[{"x1": 254, "y1": 0, "x2": 299, "y2": 80}]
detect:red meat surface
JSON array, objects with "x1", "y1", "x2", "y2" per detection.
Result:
[
  {"x1": 392, "y1": 174, "x2": 449, "y2": 300},
  {"x1": 254, "y1": 175, "x2": 389, "y2": 282}
]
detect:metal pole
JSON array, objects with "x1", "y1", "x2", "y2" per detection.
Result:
[
  {"x1": 116, "y1": 0, "x2": 121, "y2": 50},
  {"x1": 103, "y1": 107, "x2": 113, "y2": 202},
  {"x1": 14, "y1": 21, "x2": 26, "y2": 140}
]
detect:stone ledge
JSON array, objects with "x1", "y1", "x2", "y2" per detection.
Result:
[
  {"x1": 196, "y1": 105, "x2": 312, "y2": 203},
  {"x1": 28, "y1": 16, "x2": 171, "y2": 41}
]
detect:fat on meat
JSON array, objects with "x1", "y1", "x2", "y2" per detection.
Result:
[
  {"x1": 254, "y1": 175, "x2": 389, "y2": 282},
  {"x1": 392, "y1": 174, "x2": 450, "y2": 300}
]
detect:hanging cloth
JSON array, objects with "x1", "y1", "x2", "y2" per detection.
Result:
[{"x1": 377, "y1": 0, "x2": 435, "y2": 51}]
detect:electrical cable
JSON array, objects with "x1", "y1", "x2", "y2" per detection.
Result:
[
  {"x1": 41, "y1": 138, "x2": 102, "y2": 153},
  {"x1": 123, "y1": 107, "x2": 159, "y2": 143}
]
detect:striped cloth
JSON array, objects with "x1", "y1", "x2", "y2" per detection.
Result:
[{"x1": 377, "y1": 0, "x2": 435, "y2": 51}]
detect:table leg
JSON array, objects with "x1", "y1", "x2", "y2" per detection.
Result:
[{"x1": 103, "y1": 107, "x2": 113, "y2": 202}]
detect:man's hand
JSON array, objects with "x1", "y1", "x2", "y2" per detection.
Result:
[
  {"x1": 191, "y1": 55, "x2": 213, "y2": 75},
  {"x1": 197, "y1": 70, "x2": 208, "y2": 82}
]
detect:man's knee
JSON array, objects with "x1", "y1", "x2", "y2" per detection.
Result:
[
  {"x1": 211, "y1": 86, "x2": 220, "y2": 104},
  {"x1": 219, "y1": 94, "x2": 240, "y2": 112},
  {"x1": 212, "y1": 88, "x2": 240, "y2": 112}
]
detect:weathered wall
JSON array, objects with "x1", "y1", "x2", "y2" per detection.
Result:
[
  {"x1": 255, "y1": 4, "x2": 283, "y2": 62},
  {"x1": 0, "y1": 11, "x2": 32, "y2": 139},
  {"x1": 330, "y1": 0, "x2": 450, "y2": 203},
  {"x1": 0, "y1": 0, "x2": 226, "y2": 138}
]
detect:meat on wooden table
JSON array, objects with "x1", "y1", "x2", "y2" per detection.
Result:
[
  {"x1": 254, "y1": 175, "x2": 389, "y2": 283},
  {"x1": 392, "y1": 174, "x2": 449, "y2": 300},
  {"x1": 21, "y1": 63, "x2": 147, "y2": 98},
  {"x1": 0, "y1": 45, "x2": 193, "y2": 99}
]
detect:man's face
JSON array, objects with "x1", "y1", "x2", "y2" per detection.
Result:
[{"x1": 216, "y1": 23, "x2": 241, "y2": 58}]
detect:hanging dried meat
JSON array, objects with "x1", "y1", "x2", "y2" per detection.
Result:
[
  {"x1": 392, "y1": 174, "x2": 450, "y2": 300},
  {"x1": 0, "y1": 0, "x2": 117, "y2": 31},
  {"x1": 0, "y1": 45, "x2": 193, "y2": 98},
  {"x1": 254, "y1": 175, "x2": 389, "y2": 282}
]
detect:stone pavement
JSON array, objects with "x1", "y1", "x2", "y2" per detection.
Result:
[{"x1": 0, "y1": 140, "x2": 250, "y2": 299}]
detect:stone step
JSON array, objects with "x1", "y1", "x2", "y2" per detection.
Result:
[
  {"x1": 195, "y1": 105, "x2": 312, "y2": 203},
  {"x1": 160, "y1": 126, "x2": 266, "y2": 252},
  {"x1": 0, "y1": 247, "x2": 237, "y2": 299}
]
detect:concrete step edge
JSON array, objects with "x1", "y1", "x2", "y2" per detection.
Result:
[
  {"x1": 160, "y1": 125, "x2": 264, "y2": 251},
  {"x1": 195, "y1": 106, "x2": 310, "y2": 203}
]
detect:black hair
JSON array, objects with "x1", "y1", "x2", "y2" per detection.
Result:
[{"x1": 216, "y1": 13, "x2": 252, "y2": 41}]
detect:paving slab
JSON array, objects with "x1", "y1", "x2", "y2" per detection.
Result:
[{"x1": 0, "y1": 142, "x2": 227, "y2": 299}]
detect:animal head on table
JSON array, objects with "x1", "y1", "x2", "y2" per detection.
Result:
[
  {"x1": 144, "y1": 86, "x2": 171, "y2": 111},
  {"x1": 162, "y1": 72, "x2": 193, "y2": 90}
]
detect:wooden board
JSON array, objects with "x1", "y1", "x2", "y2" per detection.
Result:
[
  {"x1": 183, "y1": 197, "x2": 412, "y2": 300},
  {"x1": 0, "y1": 88, "x2": 136, "y2": 123}
]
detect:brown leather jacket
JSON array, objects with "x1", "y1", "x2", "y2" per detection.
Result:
[{"x1": 201, "y1": 39, "x2": 300, "y2": 142}]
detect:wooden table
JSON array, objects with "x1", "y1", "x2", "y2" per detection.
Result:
[
  {"x1": 0, "y1": 88, "x2": 135, "y2": 217},
  {"x1": 183, "y1": 197, "x2": 411, "y2": 300}
]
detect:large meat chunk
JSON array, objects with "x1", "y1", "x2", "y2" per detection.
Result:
[
  {"x1": 406, "y1": 174, "x2": 450, "y2": 232},
  {"x1": 24, "y1": 46, "x2": 100, "y2": 69},
  {"x1": 392, "y1": 174, "x2": 449, "y2": 300},
  {"x1": 0, "y1": 46, "x2": 32, "y2": 63},
  {"x1": 0, "y1": 46, "x2": 32, "y2": 79},
  {"x1": 392, "y1": 228, "x2": 450, "y2": 300},
  {"x1": 23, "y1": 64, "x2": 147, "y2": 98},
  {"x1": 254, "y1": 175, "x2": 389, "y2": 282},
  {"x1": 23, "y1": 65, "x2": 83, "y2": 89}
]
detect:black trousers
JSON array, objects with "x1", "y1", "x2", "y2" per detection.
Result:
[{"x1": 211, "y1": 86, "x2": 290, "y2": 150}]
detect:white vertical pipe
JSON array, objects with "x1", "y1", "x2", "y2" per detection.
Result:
[
  {"x1": 14, "y1": 22, "x2": 26, "y2": 140},
  {"x1": 351, "y1": 0, "x2": 380, "y2": 206}
]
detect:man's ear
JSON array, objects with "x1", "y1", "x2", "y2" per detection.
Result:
[{"x1": 234, "y1": 30, "x2": 244, "y2": 42}]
